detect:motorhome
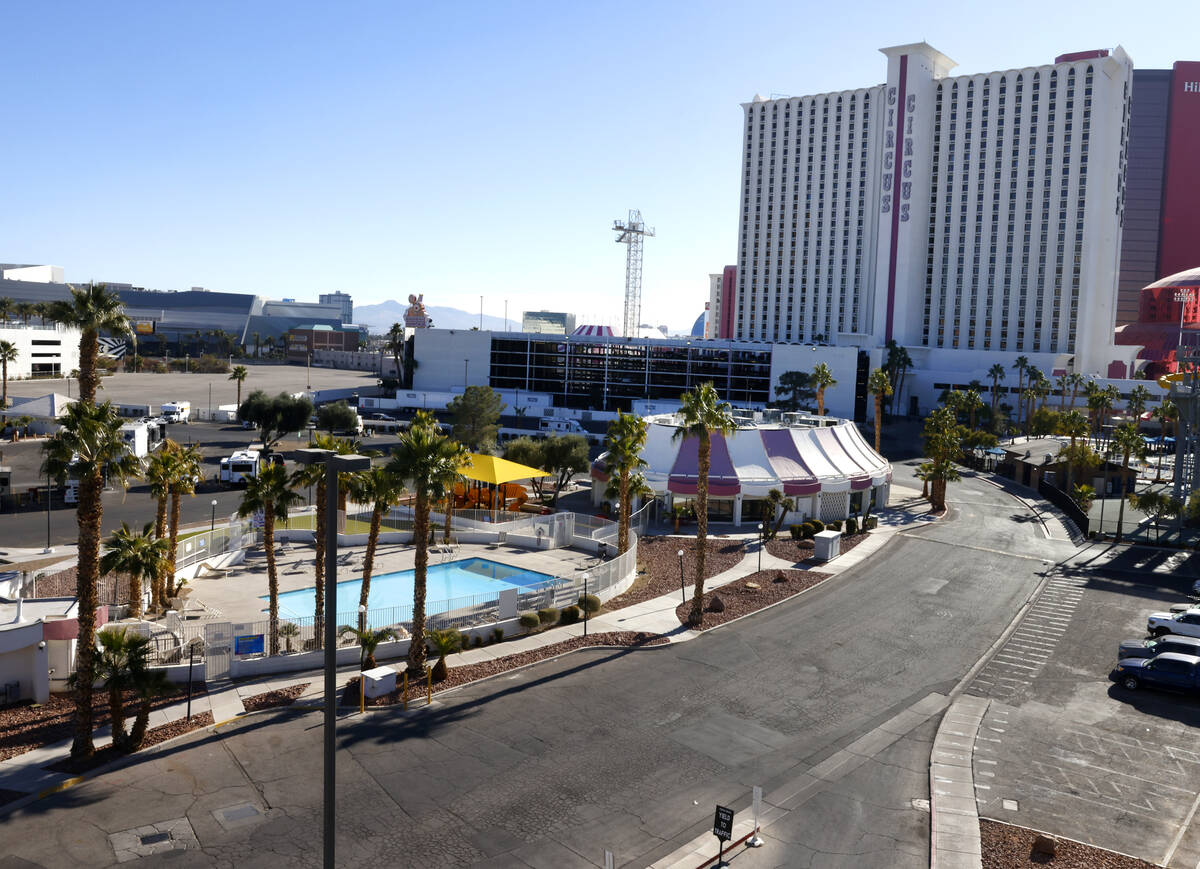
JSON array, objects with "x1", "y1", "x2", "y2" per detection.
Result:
[
  {"x1": 160, "y1": 401, "x2": 191, "y2": 424},
  {"x1": 219, "y1": 450, "x2": 261, "y2": 486},
  {"x1": 119, "y1": 420, "x2": 166, "y2": 458}
]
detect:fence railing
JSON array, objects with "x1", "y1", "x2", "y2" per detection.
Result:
[
  {"x1": 175, "y1": 520, "x2": 251, "y2": 570},
  {"x1": 1037, "y1": 479, "x2": 1090, "y2": 538},
  {"x1": 573, "y1": 512, "x2": 619, "y2": 540}
]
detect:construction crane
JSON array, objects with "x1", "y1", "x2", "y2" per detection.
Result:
[{"x1": 613, "y1": 209, "x2": 655, "y2": 338}]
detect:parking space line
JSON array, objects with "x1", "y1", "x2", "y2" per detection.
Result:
[{"x1": 1161, "y1": 789, "x2": 1200, "y2": 867}]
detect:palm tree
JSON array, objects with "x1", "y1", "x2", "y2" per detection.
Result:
[
  {"x1": 811, "y1": 362, "x2": 837, "y2": 417},
  {"x1": 604, "y1": 412, "x2": 648, "y2": 555},
  {"x1": 1111, "y1": 423, "x2": 1147, "y2": 543},
  {"x1": 1067, "y1": 372, "x2": 1085, "y2": 410},
  {"x1": 251, "y1": 332, "x2": 261, "y2": 357},
  {"x1": 963, "y1": 388, "x2": 984, "y2": 430},
  {"x1": 48, "y1": 282, "x2": 131, "y2": 405},
  {"x1": 100, "y1": 522, "x2": 168, "y2": 620},
  {"x1": 33, "y1": 302, "x2": 49, "y2": 326},
  {"x1": 291, "y1": 433, "x2": 365, "y2": 647},
  {"x1": 345, "y1": 464, "x2": 405, "y2": 629},
  {"x1": 867, "y1": 368, "x2": 893, "y2": 453},
  {"x1": 673, "y1": 382, "x2": 736, "y2": 627},
  {"x1": 427, "y1": 628, "x2": 462, "y2": 681},
  {"x1": 1011, "y1": 356, "x2": 1030, "y2": 428},
  {"x1": 144, "y1": 441, "x2": 179, "y2": 610},
  {"x1": 43, "y1": 400, "x2": 142, "y2": 760},
  {"x1": 338, "y1": 624, "x2": 398, "y2": 671},
  {"x1": 94, "y1": 627, "x2": 151, "y2": 749},
  {"x1": 0, "y1": 297, "x2": 12, "y2": 323},
  {"x1": 237, "y1": 464, "x2": 303, "y2": 656},
  {"x1": 1153, "y1": 399, "x2": 1177, "y2": 482},
  {"x1": 165, "y1": 444, "x2": 202, "y2": 600},
  {"x1": 761, "y1": 488, "x2": 795, "y2": 539},
  {"x1": 1127, "y1": 384, "x2": 1151, "y2": 422},
  {"x1": 1056, "y1": 410, "x2": 1090, "y2": 492},
  {"x1": 987, "y1": 363, "x2": 1006, "y2": 422},
  {"x1": 0, "y1": 340, "x2": 17, "y2": 409},
  {"x1": 128, "y1": 666, "x2": 174, "y2": 750},
  {"x1": 228, "y1": 365, "x2": 249, "y2": 407},
  {"x1": 15, "y1": 301, "x2": 34, "y2": 325},
  {"x1": 387, "y1": 424, "x2": 471, "y2": 675},
  {"x1": 386, "y1": 323, "x2": 405, "y2": 383},
  {"x1": 1055, "y1": 373, "x2": 1070, "y2": 411}
]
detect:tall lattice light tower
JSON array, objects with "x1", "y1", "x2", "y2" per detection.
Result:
[{"x1": 613, "y1": 209, "x2": 655, "y2": 337}]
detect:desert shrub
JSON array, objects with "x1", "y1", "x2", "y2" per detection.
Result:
[
  {"x1": 789, "y1": 524, "x2": 804, "y2": 540},
  {"x1": 472, "y1": 635, "x2": 483, "y2": 647},
  {"x1": 827, "y1": 520, "x2": 842, "y2": 532},
  {"x1": 577, "y1": 593, "x2": 601, "y2": 615},
  {"x1": 490, "y1": 626, "x2": 504, "y2": 643},
  {"x1": 845, "y1": 517, "x2": 858, "y2": 535},
  {"x1": 537, "y1": 607, "x2": 559, "y2": 624},
  {"x1": 863, "y1": 516, "x2": 878, "y2": 531},
  {"x1": 518, "y1": 612, "x2": 541, "y2": 632},
  {"x1": 560, "y1": 605, "x2": 581, "y2": 625},
  {"x1": 799, "y1": 522, "x2": 815, "y2": 539},
  {"x1": 810, "y1": 519, "x2": 825, "y2": 533}
]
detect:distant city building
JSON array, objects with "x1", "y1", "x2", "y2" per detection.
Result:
[
  {"x1": 1115, "y1": 62, "x2": 1200, "y2": 326},
  {"x1": 286, "y1": 325, "x2": 362, "y2": 361},
  {"x1": 0, "y1": 321, "x2": 81, "y2": 380},
  {"x1": 521, "y1": 310, "x2": 577, "y2": 334},
  {"x1": 318, "y1": 291, "x2": 353, "y2": 324},
  {"x1": 0, "y1": 264, "x2": 63, "y2": 283},
  {"x1": 706, "y1": 266, "x2": 736, "y2": 338}
]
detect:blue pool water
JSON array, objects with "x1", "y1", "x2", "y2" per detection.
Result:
[{"x1": 268, "y1": 557, "x2": 556, "y2": 621}]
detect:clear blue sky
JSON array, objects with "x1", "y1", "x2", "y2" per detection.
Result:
[{"x1": 2, "y1": 1, "x2": 1194, "y2": 332}]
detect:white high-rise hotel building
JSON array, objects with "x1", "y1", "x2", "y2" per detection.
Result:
[{"x1": 736, "y1": 43, "x2": 1139, "y2": 399}]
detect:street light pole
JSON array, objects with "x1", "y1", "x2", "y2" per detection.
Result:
[
  {"x1": 211, "y1": 499, "x2": 218, "y2": 531},
  {"x1": 757, "y1": 522, "x2": 764, "y2": 573},
  {"x1": 677, "y1": 549, "x2": 685, "y2": 603},
  {"x1": 293, "y1": 448, "x2": 372, "y2": 869}
]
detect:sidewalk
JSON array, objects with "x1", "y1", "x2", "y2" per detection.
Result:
[{"x1": 0, "y1": 502, "x2": 927, "y2": 813}]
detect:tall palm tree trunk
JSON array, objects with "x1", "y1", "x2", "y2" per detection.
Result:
[
  {"x1": 1115, "y1": 454, "x2": 1130, "y2": 542},
  {"x1": 443, "y1": 493, "x2": 453, "y2": 543},
  {"x1": 817, "y1": 388, "x2": 826, "y2": 417},
  {"x1": 1, "y1": 358, "x2": 7, "y2": 409},
  {"x1": 617, "y1": 470, "x2": 631, "y2": 554},
  {"x1": 313, "y1": 477, "x2": 326, "y2": 649},
  {"x1": 108, "y1": 680, "x2": 128, "y2": 747},
  {"x1": 166, "y1": 492, "x2": 182, "y2": 599},
  {"x1": 874, "y1": 395, "x2": 883, "y2": 452},
  {"x1": 72, "y1": 470, "x2": 104, "y2": 759},
  {"x1": 359, "y1": 504, "x2": 385, "y2": 631},
  {"x1": 128, "y1": 572, "x2": 143, "y2": 620},
  {"x1": 264, "y1": 508, "x2": 279, "y2": 656},
  {"x1": 407, "y1": 490, "x2": 430, "y2": 674},
  {"x1": 688, "y1": 437, "x2": 711, "y2": 627},
  {"x1": 78, "y1": 327, "x2": 99, "y2": 404},
  {"x1": 152, "y1": 494, "x2": 168, "y2": 611}
]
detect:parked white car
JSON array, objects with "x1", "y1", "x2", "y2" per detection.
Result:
[{"x1": 1148, "y1": 610, "x2": 1200, "y2": 638}]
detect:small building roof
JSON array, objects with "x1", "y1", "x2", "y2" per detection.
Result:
[{"x1": 6, "y1": 393, "x2": 75, "y2": 419}]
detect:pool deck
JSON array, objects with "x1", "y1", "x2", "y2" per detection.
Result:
[{"x1": 186, "y1": 541, "x2": 601, "y2": 624}]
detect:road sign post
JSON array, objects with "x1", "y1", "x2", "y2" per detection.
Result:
[
  {"x1": 747, "y1": 785, "x2": 764, "y2": 847},
  {"x1": 713, "y1": 804, "x2": 734, "y2": 867}
]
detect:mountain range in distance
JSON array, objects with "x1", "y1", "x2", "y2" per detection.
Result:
[{"x1": 353, "y1": 299, "x2": 698, "y2": 336}]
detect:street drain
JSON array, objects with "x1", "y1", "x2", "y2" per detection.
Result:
[
  {"x1": 139, "y1": 832, "x2": 171, "y2": 846},
  {"x1": 212, "y1": 802, "x2": 265, "y2": 831}
]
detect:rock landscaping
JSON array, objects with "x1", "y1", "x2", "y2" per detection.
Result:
[
  {"x1": 980, "y1": 819, "x2": 1156, "y2": 869},
  {"x1": 339, "y1": 631, "x2": 668, "y2": 707},
  {"x1": 606, "y1": 535, "x2": 747, "y2": 611},
  {"x1": 674, "y1": 569, "x2": 833, "y2": 628},
  {"x1": 241, "y1": 683, "x2": 310, "y2": 712},
  {"x1": 765, "y1": 532, "x2": 869, "y2": 564},
  {"x1": 0, "y1": 684, "x2": 207, "y2": 763}
]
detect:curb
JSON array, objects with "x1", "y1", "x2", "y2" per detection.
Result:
[{"x1": 930, "y1": 696, "x2": 988, "y2": 869}]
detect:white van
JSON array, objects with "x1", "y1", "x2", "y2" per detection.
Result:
[
  {"x1": 160, "y1": 401, "x2": 191, "y2": 424},
  {"x1": 220, "y1": 450, "x2": 261, "y2": 486}
]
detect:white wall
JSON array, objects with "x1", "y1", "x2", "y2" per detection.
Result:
[
  {"x1": 0, "y1": 324, "x2": 81, "y2": 380},
  {"x1": 412, "y1": 329, "x2": 493, "y2": 391},
  {"x1": 0, "y1": 621, "x2": 50, "y2": 703}
]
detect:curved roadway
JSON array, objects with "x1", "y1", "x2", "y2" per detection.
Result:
[{"x1": 1, "y1": 464, "x2": 1079, "y2": 868}]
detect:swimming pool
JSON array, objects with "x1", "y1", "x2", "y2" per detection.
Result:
[{"x1": 269, "y1": 557, "x2": 557, "y2": 622}]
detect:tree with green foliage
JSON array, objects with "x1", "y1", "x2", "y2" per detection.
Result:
[
  {"x1": 43, "y1": 400, "x2": 143, "y2": 760},
  {"x1": 673, "y1": 382, "x2": 735, "y2": 627},
  {"x1": 316, "y1": 400, "x2": 359, "y2": 433},
  {"x1": 1129, "y1": 489, "x2": 1183, "y2": 543},
  {"x1": 228, "y1": 365, "x2": 249, "y2": 408},
  {"x1": 1011, "y1": 356, "x2": 1030, "y2": 429},
  {"x1": 1056, "y1": 410, "x2": 1091, "y2": 492},
  {"x1": 447, "y1": 385, "x2": 505, "y2": 452},
  {"x1": 962, "y1": 388, "x2": 985, "y2": 431},
  {"x1": 339, "y1": 624, "x2": 398, "y2": 671},
  {"x1": 503, "y1": 436, "x2": 548, "y2": 501},
  {"x1": 1029, "y1": 407, "x2": 1061, "y2": 438},
  {"x1": 773, "y1": 370, "x2": 815, "y2": 412},
  {"x1": 1111, "y1": 423, "x2": 1147, "y2": 543},
  {"x1": 345, "y1": 464, "x2": 406, "y2": 629},
  {"x1": 238, "y1": 390, "x2": 314, "y2": 453},
  {"x1": 987, "y1": 363, "x2": 1006, "y2": 422},
  {"x1": 604, "y1": 413, "x2": 648, "y2": 554},
  {"x1": 387, "y1": 423, "x2": 464, "y2": 675},
  {"x1": 922, "y1": 406, "x2": 962, "y2": 512},
  {"x1": 165, "y1": 444, "x2": 202, "y2": 599},
  {"x1": 868, "y1": 368, "x2": 893, "y2": 453},
  {"x1": 811, "y1": 363, "x2": 837, "y2": 416},
  {"x1": 884, "y1": 341, "x2": 913, "y2": 415},
  {"x1": 128, "y1": 667, "x2": 174, "y2": 750},
  {"x1": 426, "y1": 628, "x2": 462, "y2": 681},
  {"x1": 1127, "y1": 384, "x2": 1151, "y2": 422},
  {"x1": 540, "y1": 434, "x2": 590, "y2": 507},
  {"x1": 93, "y1": 628, "x2": 152, "y2": 750},
  {"x1": 761, "y1": 488, "x2": 795, "y2": 540},
  {"x1": 48, "y1": 282, "x2": 131, "y2": 405},
  {"x1": 1153, "y1": 399, "x2": 1177, "y2": 482},
  {"x1": 100, "y1": 522, "x2": 168, "y2": 620},
  {"x1": 237, "y1": 464, "x2": 303, "y2": 655},
  {"x1": 0, "y1": 340, "x2": 17, "y2": 409}
]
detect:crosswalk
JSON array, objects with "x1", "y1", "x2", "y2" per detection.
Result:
[{"x1": 967, "y1": 573, "x2": 1088, "y2": 701}]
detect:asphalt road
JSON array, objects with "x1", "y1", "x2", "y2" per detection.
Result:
[{"x1": 1, "y1": 466, "x2": 1069, "y2": 867}]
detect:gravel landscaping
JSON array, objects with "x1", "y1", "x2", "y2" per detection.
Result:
[
  {"x1": 241, "y1": 683, "x2": 310, "y2": 713},
  {"x1": 340, "y1": 631, "x2": 668, "y2": 707},
  {"x1": 980, "y1": 819, "x2": 1156, "y2": 869},
  {"x1": 46, "y1": 711, "x2": 215, "y2": 775},
  {"x1": 0, "y1": 683, "x2": 208, "y2": 763},
  {"x1": 765, "y1": 531, "x2": 869, "y2": 564},
  {"x1": 605, "y1": 535, "x2": 748, "y2": 611},
  {"x1": 673, "y1": 569, "x2": 833, "y2": 628}
]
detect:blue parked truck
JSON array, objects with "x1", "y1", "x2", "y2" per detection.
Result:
[{"x1": 1112, "y1": 652, "x2": 1200, "y2": 692}]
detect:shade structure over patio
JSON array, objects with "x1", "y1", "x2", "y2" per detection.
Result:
[{"x1": 459, "y1": 454, "x2": 551, "y2": 485}]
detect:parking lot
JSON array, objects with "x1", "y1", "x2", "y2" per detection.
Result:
[{"x1": 969, "y1": 543, "x2": 1200, "y2": 867}]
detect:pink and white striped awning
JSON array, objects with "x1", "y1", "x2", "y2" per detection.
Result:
[{"x1": 571, "y1": 324, "x2": 614, "y2": 337}]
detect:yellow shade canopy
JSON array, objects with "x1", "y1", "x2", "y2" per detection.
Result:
[{"x1": 458, "y1": 453, "x2": 551, "y2": 485}]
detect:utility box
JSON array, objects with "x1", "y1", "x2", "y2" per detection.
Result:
[
  {"x1": 362, "y1": 666, "x2": 396, "y2": 698},
  {"x1": 812, "y1": 529, "x2": 842, "y2": 562}
]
